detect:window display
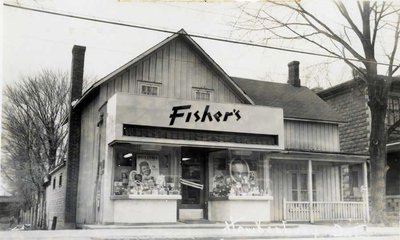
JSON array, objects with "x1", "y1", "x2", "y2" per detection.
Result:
[
  {"x1": 113, "y1": 144, "x2": 180, "y2": 196},
  {"x1": 209, "y1": 150, "x2": 267, "y2": 198}
]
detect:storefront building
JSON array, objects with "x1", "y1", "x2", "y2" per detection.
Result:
[{"x1": 64, "y1": 29, "x2": 369, "y2": 226}]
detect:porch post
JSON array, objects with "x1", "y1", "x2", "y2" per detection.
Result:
[
  {"x1": 263, "y1": 154, "x2": 270, "y2": 193},
  {"x1": 308, "y1": 160, "x2": 314, "y2": 223},
  {"x1": 362, "y1": 161, "x2": 370, "y2": 222}
]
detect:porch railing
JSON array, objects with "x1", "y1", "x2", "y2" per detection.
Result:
[
  {"x1": 386, "y1": 195, "x2": 400, "y2": 212},
  {"x1": 283, "y1": 199, "x2": 366, "y2": 222}
]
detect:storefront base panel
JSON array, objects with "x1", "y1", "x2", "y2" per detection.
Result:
[
  {"x1": 113, "y1": 199, "x2": 178, "y2": 223},
  {"x1": 179, "y1": 209, "x2": 203, "y2": 221},
  {"x1": 208, "y1": 200, "x2": 271, "y2": 222}
]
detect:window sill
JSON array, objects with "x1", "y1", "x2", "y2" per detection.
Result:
[
  {"x1": 111, "y1": 194, "x2": 182, "y2": 200},
  {"x1": 209, "y1": 195, "x2": 273, "y2": 201},
  {"x1": 228, "y1": 195, "x2": 273, "y2": 201}
]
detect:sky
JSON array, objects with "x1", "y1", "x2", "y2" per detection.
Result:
[{"x1": 2, "y1": 0, "x2": 363, "y2": 91}]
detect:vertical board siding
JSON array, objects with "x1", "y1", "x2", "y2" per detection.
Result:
[
  {"x1": 107, "y1": 80, "x2": 114, "y2": 99},
  {"x1": 285, "y1": 120, "x2": 340, "y2": 152},
  {"x1": 100, "y1": 38, "x2": 243, "y2": 104},
  {"x1": 136, "y1": 62, "x2": 143, "y2": 88},
  {"x1": 122, "y1": 71, "x2": 129, "y2": 92},
  {"x1": 99, "y1": 85, "x2": 107, "y2": 105},
  {"x1": 162, "y1": 47, "x2": 169, "y2": 98},
  {"x1": 115, "y1": 76, "x2": 122, "y2": 92},
  {"x1": 76, "y1": 95, "x2": 100, "y2": 224},
  {"x1": 156, "y1": 50, "x2": 163, "y2": 84},
  {"x1": 270, "y1": 161, "x2": 341, "y2": 221}
]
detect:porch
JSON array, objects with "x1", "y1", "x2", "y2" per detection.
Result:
[{"x1": 267, "y1": 151, "x2": 369, "y2": 223}]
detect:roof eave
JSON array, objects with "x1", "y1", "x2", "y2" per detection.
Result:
[
  {"x1": 284, "y1": 116, "x2": 345, "y2": 124},
  {"x1": 317, "y1": 79, "x2": 360, "y2": 99}
]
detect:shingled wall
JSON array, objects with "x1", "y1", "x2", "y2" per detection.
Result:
[{"x1": 320, "y1": 85, "x2": 370, "y2": 154}]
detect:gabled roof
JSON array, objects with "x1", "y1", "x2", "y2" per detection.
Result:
[
  {"x1": 232, "y1": 77, "x2": 344, "y2": 123},
  {"x1": 74, "y1": 29, "x2": 253, "y2": 108}
]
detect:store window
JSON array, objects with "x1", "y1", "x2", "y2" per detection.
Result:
[
  {"x1": 193, "y1": 88, "x2": 213, "y2": 101},
  {"x1": 291, "y1": 173, "x2": 316, "y2": 201},
  {"x1": 209, "y1": 150, "x2": 267, "y2": 198},
  {"x1": 113, "y1": 144, "x2": 180, "y2": 196},
  {"x1": 139, "y1": 82, "x2": 160, "y2": 96}
]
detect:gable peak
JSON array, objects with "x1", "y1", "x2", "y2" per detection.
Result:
[{"x1": 177, "y1": 28, "x2": 188, "y2": 35}]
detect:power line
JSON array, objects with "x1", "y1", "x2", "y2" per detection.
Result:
[{"x1": 3, "y1": 2, "x2": 397, "y2": 68}]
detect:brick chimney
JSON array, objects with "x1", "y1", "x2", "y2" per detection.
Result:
[
  {"x1": 65, "y1": 45, "x2": 86, "y2": 226},
  {"x1": 70, "y1": 45, "x2": 86, "y2": 102},
  {"x1": 287, "y1": 61, "x2": 301, "y2": 87}
]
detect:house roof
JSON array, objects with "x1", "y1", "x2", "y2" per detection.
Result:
[
  {"x1": 317, "y1": 78, "x2": 362, "y2": 99},
  {"x1": 232, "y1": 77, "x2": 344, "y2": 123},
  {"x1": 318, "y1": 76, "x2": 400, "y2": 99},
  {"x1": 74, "y1": 29, "x2": 253, "y2": 109}
]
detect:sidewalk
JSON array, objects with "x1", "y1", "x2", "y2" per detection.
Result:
[{"x1": 1, "y1": 222, "x2": 399, "y2": 239}]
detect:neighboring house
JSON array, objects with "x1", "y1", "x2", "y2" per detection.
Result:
[
  {"x1": 61, "y1": 29, "x2": 369, "y2": 227},
  {"x1": 318, "y1": 78, "x2": 400, "y2": 213},
  {"x1": 0, "y1": 196, "x2": 20, "y2": 226},
  {"x1": 44, "y1": 161, "x2": 67, "y2": 229}
]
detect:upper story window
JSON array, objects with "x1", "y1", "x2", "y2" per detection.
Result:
[
  {"x1": 387, "y1": 95, "x2": 400, "y2": 126},
  {"x1": 52, "y1": 177, "x2": 56, "y2": 190},
  {"x1": 59, "y1": 174, "x2": 62, "y2": 187},
  {"x1": 139, "y1": 81, "x2": 161, "y2": 96},
  {"x1": 193, "y1": 88, "x2": 213, "y2": 101}
]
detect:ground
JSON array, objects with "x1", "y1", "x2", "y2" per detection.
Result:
[{"x1": 0, "y1": 223, "x2": 399, "y2": 240}]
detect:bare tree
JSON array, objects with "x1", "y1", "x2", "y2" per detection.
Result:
[
  {"x1": 1, "y1": 70, "x2": 70, "y2": 228},
  {"x1": 236, "y1": 1, "x2": 400, "y2": 224}
]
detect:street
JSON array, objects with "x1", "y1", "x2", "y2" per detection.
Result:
[{"x1": 0, "y1": 224, "x2": 399, "y2": 240}]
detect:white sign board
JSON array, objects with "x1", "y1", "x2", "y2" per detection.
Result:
[{"x1": 108, "y1": 93, "x2": 284, "y2": 147}]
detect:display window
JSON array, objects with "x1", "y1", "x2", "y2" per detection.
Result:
[
  {"x1": 113, "y1": 144, "x2": 180, "y2": 196},
  {"x1": 209, "y1": 150, "x2": 268, "y2": 198}
]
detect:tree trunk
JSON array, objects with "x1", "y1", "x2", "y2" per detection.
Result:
[
  {"x1": 367, "y1": 77, "x2": 389, "y2": 224},
  {"x1": 42, "y1": 190, "x2": 47, "y2": 230}
]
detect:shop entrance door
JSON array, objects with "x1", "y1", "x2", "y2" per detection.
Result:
[{"x1": 179, "y1": 148, "x2": 208, "y2": 221}]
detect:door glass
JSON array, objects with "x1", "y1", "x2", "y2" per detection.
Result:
[{"x1": 181, "y1": 158, "x2": 201, "y2": 205}]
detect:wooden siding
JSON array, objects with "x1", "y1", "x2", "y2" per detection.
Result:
[
  {"x1": 76, "y1": 95, "x2": 100, "y2": 224},
  {"x1": 270, "y1": 161, "x2": 341, "y2": 221},
  {"x1": 98, "y1": 38, "x2": 243, "y2": 105},
  {"x1": 284, "y1": 120, "x2": 340, "y2": 152}
]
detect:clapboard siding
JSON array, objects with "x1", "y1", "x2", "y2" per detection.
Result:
[
  {"x1": 76, "y1": 95, "x2": 100, "y2": 224},
  {"x1": 285, "y1": 120, "x2": 340, "y2": 152},
  {"x1": 97, "y1": 38, "x2": 243, "y2": 105},
  {"x1": 270, "y1": 161, "x2": 341, "y2": 221}
]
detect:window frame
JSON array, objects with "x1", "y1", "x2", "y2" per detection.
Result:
[
  {"x1": 192, "y1": 88, "x2": 214, "y2": 101},
  {"x1": 138, "y1": 81, "x2": 161, "y2": 96},
  {"x1": 291, "y1": 172, "x2": 316, "y2": 201}
]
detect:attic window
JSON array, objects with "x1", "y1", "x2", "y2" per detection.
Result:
[
  {"x1": 193, "y1": 88, "x2": 213, "y2": 101},
  {"x1": 139, "y1": 82, "x2": 161, "y2": 96}
]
